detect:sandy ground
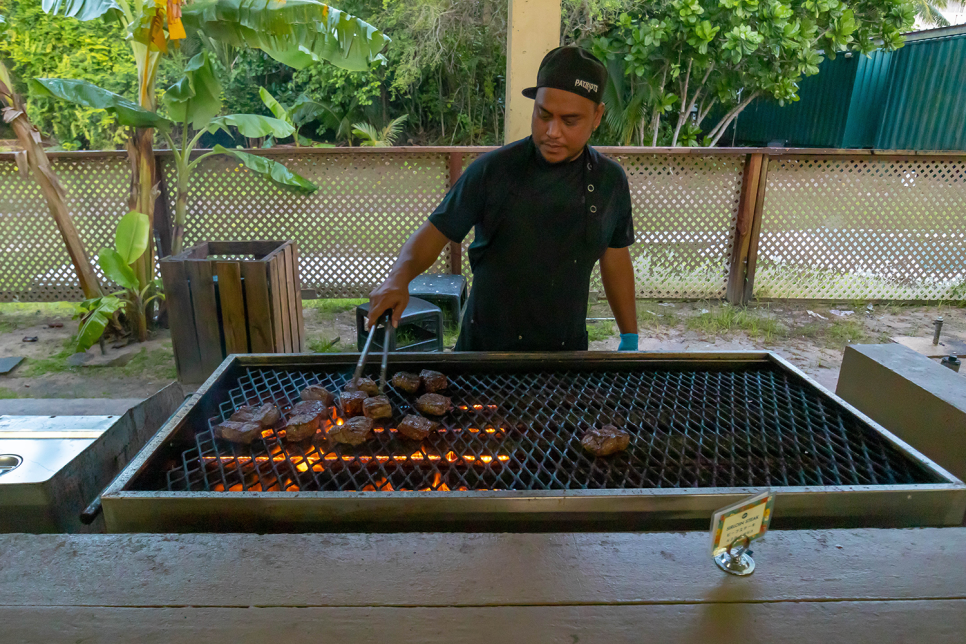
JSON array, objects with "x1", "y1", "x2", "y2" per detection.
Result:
[{"x1": 1, "y1": 299, "x2": 963, "y2": 400}]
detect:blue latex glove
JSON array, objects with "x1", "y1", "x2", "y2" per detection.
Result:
[{"x1": 618, "y1": 333, "x2": 638, "y2": 352}]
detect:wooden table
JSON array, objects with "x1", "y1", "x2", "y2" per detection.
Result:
[{"x1": 2, "y1": 529, "x2": 964, "y2": 643}]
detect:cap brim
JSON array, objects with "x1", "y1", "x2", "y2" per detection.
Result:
[{"x1": 522, "y1": 87, "x2": 537, "y2": 99}]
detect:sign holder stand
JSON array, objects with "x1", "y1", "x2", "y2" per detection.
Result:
[{"x1": 714, "y1": 535, "x2": 755, "y2": 576}]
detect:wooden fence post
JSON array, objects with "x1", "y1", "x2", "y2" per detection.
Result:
[
  {"x1": 726, "y1": 153, "x2": 767, "y2": 305},
  {"x1": 153, "y1": 156, "x2": 173, "y2": 260},
  {"x1": 447, "y1": 151, "x2": 463, "y2": 275}
]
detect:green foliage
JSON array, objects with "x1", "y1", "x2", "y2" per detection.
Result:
[
  {"x1": 113, "y1": 210, "x2": 150, "y2": 265},
  {"x1": 30, "y1": 77, "x2": 172, "y2": 128},
  {"x1": 0, "y1": 0, "x2": 138, "y2": 148},
  {"x1": 686, "y1": 305, "x2": 786, "y2": 340},
  {"x1": 212, "y1": 145, "x2": 319, "y2": 193},
  {"x1": 353, "y1": 114, "x2": 407, "y2": 146},
  {"x1": 163, "y1": 51, "x2": 222, "y2": 131},
  {"x1": 592, "y1": 0, "x2": 916, "y2": 146},
  {"x1": 587, "y1": 320, "x2": 617, "y2": 342}
]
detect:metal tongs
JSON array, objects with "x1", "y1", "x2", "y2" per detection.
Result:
[{"x1": 351, "y1": 311, "x2": 395, "y2": 393}]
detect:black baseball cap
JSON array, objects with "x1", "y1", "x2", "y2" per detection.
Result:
[{"x1": 522, "y1": 46, "x2": 607, "y2": 104}]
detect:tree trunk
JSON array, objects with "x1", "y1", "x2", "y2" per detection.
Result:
[
  {"x1": 1, "y1": 77, "x2": 102, "y2": 300},
  {"x1": 127, "y1": 128, "x2": 160, "y2": 289},
  {"x1": 707, "y1": 91, "x2": 759, "y2": 147},
  {"x1": 672, "y1": 64, "x2": 714, "y2": 147},
  {"x1": 670, "y1": 59, "x2": 692, "y2": 147}
]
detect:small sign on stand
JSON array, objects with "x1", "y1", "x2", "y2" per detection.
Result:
[{"x1": 710, "y1": 491, "x2": 775, "y2": 576}]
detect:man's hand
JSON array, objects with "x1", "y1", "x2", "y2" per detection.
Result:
[
  {"x1": 367, "y1": 276, "x2": 409, "y2": 329},
  {"x1": 366, "y1": 221, "x2": 450, "y2": 330}
]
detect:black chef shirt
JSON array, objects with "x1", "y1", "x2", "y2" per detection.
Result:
[{"x1": 429, "y1": 136, "x2": 634, "y2": 351}]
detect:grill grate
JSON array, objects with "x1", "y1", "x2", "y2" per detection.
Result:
[{"x1": 164, "y1": 365, "x2": 937, "y2": 493}]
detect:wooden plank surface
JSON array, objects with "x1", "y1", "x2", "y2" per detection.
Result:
[
  {"x1": 158, "y1": 260, "x2": 201, "y2": 382},
  {"x1": 2, "y1": 530, "x2": 964, "y2": 608},
  {"x1": 271, "y1": 252, "x2": 293, "y2": 352},
  {"x1": 185, "y1": 260, "x2": 223, "y2": 372},
  {"x1": 282, "y1": 243, "x2": 302, "y2": 352},
  {"x1": 214, "y1": 261, "x2": 248, "y2": 354},
  {"x1": 4, "y1": 601, "x2": 965, "y2": 643},
  {"x1": 290, "y1": 243, "x2": 306, "y2": 352},
  {"x1": 240, "y1": 262, "x2": 274, "y2": 353},
  {"x1": 268, "y1": 254, "x2": 287, "y2": 353}
]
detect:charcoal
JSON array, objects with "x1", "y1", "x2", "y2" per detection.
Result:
[
  {"x1": 391, "y1": 371, "x2": 421, "y2": 394},
  {"x1": 363, "y1": 395, "x2": 393, "y2": 420},
  {"x1": 415, "y1": 393, "x2": 452, "y2": 416},
  {"x1": 580, "y1": 424, "x2": 630, "y2": 457},
  {"x1": 300, "y1": 385, "x2": 334, "y2": 406},
  {"x1": 397, "y1": 414, "x2": 439, "y2": 441},
  {"x1": 330, "y1": 416, "x2": 374, "y2": 446},
  {"x1": 420, "y1": 369, "x2": 448, "y2": 393},
  {"x1": 285, "y1": 401, "x2": 328, "y2": 441},
  {"x1": 341, "y1": 390, "x2": 369, "y2": 417},
  {"x1": 345, "y1": 377, "x2": 379, "y2": 396},
  {"x1": 230, "y1": 403, "x2": 280, "y2": 428},
  {"x1": 214, "y1": 420, "x2": 262, "y2": 445}
]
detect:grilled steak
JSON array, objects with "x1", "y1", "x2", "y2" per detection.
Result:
[
  {"x1": 341, "y1": 390, "x2": 369, "y2": 417},
  {"x1": 215, "y1": 420, "x2": 263, "y2": 444},
  {"x1": 580, "y1": 424, "x2": 630, "y2": 457},
  {"x1": 301, "y1": 385, "x2": 335, "y2": 406},
  {"x1": 391, "y1": 371, "x2": 421, "y2": 394},
  {"x1": 363, "y1": 395, "x2": 393, "y2": 420},
  {"x1": 415, "y1": 393, "x2": 452, "y2": 416},
  {"x1": 230, "y1": 403, "x2": 280, "y2": 428},
  {"x1": 345, "y1": 377, "x2": 379, "y2": 396},
  {"x1": 397, "y1": 414, "x2": 439, "y2": 440},
  {"x1": 330, "y1": 416, "x2": 374, "y2": 446},
  {"x1": 285, "y1": 401, "x2": 328, "y2": 441},
  {"x1": 420, "y1": 369, "x2": 448, "y2": 393}
]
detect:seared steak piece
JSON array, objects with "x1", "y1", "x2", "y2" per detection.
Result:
[
  {"x1": 580, "y1": 424, "x2": 630, "y2": 457},
  {"x1": 397, "y1": 414, "x2": 439, "y2": 440},
  {"x1": 345, "y1": 377, "x2": 379, "y2": 396},
  {"x1": 215, "y1": 420, "x2": 263, "y2": 444},
  {"x1": 341, "y1": 390, "x2": 369, "y2": 417},
  {"x1": 420, "y1": 369, "x2": 448, "y2": 393},
  {"x1": 363, "y1": 395, "x2": 393, "y2": 420},
  {"x1": 284, "y1": 401, "x2": 328, "y2": 441},
  {"x1": 230, "y1": 403, "x2": 280, "y2": 428},
  {"x1": 415, "y1": 393, "x2": 452, "y2": 416},
  {"x1": 330, "y1": 416, "x2": 374, "y2": 446},
  {"x1": 300, "y1": 385, "x2": 334, "y2": 406},
  {"x1": 391, "y1": 371, "x2": 421, "y2": 394}
]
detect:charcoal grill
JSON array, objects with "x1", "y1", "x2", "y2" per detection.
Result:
[{"x1": 101, "y1": 352, "x2": 966, "y2": 532}]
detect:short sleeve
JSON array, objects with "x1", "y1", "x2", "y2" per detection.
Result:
[
  {"x1": 428, "y1": 158, "x2": 487, "y2": 244},
  {"x1": 608, "y1": 171, "x2": 634, "y2": 248}
]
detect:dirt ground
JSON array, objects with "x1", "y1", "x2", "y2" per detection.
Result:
[{"x1": 1, "y1": 299, "x2": 963, "y2": 399}]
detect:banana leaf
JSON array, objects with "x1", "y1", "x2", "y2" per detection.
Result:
[
  {"x1": 180, "y1": 0, "x2": 389, "y2": 72},
  {"x1": 213, "y1": 145, "x2": 318, "y2": 193},
  {"x1": 114, "y1": 211, "x2": 150, "y2": 266},
  {"x1": 75, "y1": 295, "x2": 124, "y2": 354},
  {"x1": 98, "y1": 248, "x2": 139, "y2": 291},
  {"x1": 208, "y1": 114, "x2": 295, "y2": 139},
  {"x1": 289, "y1": 95, "x2": 327, "y2": 128},
  {"x1": 163, "y1": 52, "x2": 223, "y2": 131},
  {"x1": 258, "y1": 87, "x2": 289, "y2": 122},
  {"x1": 30, "y1": 78, "x2": 172, "y2": 130},
  {"x1": 41, "y1": 0, "x2": 124, "y2": 22}
]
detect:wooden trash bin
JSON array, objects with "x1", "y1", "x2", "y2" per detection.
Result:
[{"x1": 160, "y1": 241, "x2": 306, "y2": 383}]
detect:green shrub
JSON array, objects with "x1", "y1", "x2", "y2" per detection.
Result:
[{"x1": 0, "y1": 0, "x2": 138, "y2": 149}]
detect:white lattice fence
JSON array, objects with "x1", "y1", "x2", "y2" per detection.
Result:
[{"x1": 754, "y1": 156, "x2": 966, "y2": 300}]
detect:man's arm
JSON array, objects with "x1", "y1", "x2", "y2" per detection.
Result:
[
  {"x1": 599, "y1": 246, "x2": 637, "y2": 336},
  {"x1": 367, "y1": 221, "x2": 450, "y2": 328}
]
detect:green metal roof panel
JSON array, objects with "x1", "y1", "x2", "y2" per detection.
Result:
[
  {"x1": 842, "y1": 50, "x2": 894, "y2": 148},
  {"x1": 876, "y1": 35, "x2": 966, "y2": 150},
  {"x1": 733, "y1": 57, "x2": 858, "y2": 147}
]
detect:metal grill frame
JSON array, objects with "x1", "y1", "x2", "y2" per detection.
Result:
[{"x1": 100, "y1": 351, "x2": 966, "y2": 533}]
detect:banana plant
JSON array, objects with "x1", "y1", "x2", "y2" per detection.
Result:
[
  {"x1": 40, "y1": 0, "x2": 389, "y2": 289},
  {"x1": 258, "y1": 88, "x2": 328, "y2": 147},
  {"x1": 75, "y1": 210, "x2": 162, "y2": 350},
  {"x1": 33, "y1": 55, "x2": 320, "y2": 255}
]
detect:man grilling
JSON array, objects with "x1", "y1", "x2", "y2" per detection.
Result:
[{"x1": 367, "y1": 46, "x2": 638, "y2": 352}]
